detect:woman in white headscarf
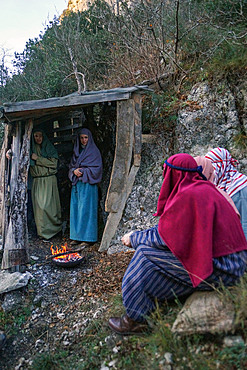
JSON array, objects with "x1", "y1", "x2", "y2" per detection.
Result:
[{"x1": 205, "y1": 147, "x2": 247, "y2": 240}]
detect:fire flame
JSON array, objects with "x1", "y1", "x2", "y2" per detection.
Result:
[{"x1": 50, "y1": 243, "x2": 82, "y2": 261}]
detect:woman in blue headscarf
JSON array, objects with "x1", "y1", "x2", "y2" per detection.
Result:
[
  {"x1": 68, "y1": 128, "x2": 103, "y2": 245},
  {"x1": 30, "y1": 129, "x2": 62, "y2": 241}
]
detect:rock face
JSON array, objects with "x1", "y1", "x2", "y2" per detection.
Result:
[
  {"x1": 109, "y1": 81, "x2": 247, "y2": 251},
  {"x1": 234, "y1": 81, "x2": 247, "y2": 134},
  {"x1": 171, "y1": 291, "x2": 235, "y2": 335},
  {"x1": 68, "y1": 0, "x2": 93, "y2": 12},
  {"x1": 108, "y1": 140, "x2": 165, "y2": 250},
  {"x1": 67, "y1": 0, "x2": 119, "y2": 12},
  {"x1": 175, "y1": 82, "x2": 240, "y2": 156}
]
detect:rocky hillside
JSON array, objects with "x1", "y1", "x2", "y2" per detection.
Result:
[
  {"x1": 1, "y1": 80, "x2": 247, "y2": 369},
  {"x1": 108, "y1": 80, "x2": 247, "y2": 252}
]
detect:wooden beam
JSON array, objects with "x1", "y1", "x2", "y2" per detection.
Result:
[
  {"x1": 0, "y1": 124, "x2": 11, "y2": 242},
  {"x1": 3, "y1": 92, "x2": 131, "y2": 114},
  {"x1": 3, "y1": 106, "x2": 85, "y2": 124},
  {"x1": 99, "y1": 95, "x2": 142, "y2": 252},
  {"x1": 99, "y1": 165, "x2": 139, "y2": 252},
  {"x1": 49, "y1": 134, "x2": 77, "y2": 143},
  {"x1": 105, "y1": 99, "x2": 134, "y2": 213},
  {"x1": 1, "y1": 119, "x2": 33, "y2": 270},
  {"x1": 133, "y1": 93, "x2": 142, "y2": 166},
  {"x1": 10, "y1": 122, "x2": 21, "y2": 201},
  {"x1": 53, "y1": 122, "x2": 81, "y2": 133}
]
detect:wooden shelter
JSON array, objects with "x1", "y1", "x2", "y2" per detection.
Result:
[{"x1": 0, "y1": 86, "x2": 149, "y2": 271}]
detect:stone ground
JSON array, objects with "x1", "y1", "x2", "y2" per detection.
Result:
[{"x1": 0, "y1": 232, "x2": 134, "y2": 369}]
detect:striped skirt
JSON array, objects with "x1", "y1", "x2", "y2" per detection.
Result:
[{"x1": 122, "y1": 226, "x2": 247, "y2": 322}]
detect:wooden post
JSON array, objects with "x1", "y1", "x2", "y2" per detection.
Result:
[
  {"x1": 1, "y1": 119, "x2": 33, "y2": 270},
  {"x1": 99, "y1": 165, "x2": 139, "y2": 252},
  {"x1": 133, "y1": 93, "x2": 142, "y2": 166},
  {"x1": 104, "y1": 99, "x2": 134, "y2": 213},
  {"x1": 99, "y1": 94, "x2": 142, "y2": 252},
  {"x1": 10, "y1": 122, "x2": 22, "y2": 201},
  {"x1": 0, "y1": 124, "x2": 11, "y2": 243}
]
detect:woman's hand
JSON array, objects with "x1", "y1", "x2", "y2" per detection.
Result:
[
  {"x1": 121, "y1": 231, "x2": 134, "y2": 247},
  {"x1": 31, "y1": 153, "x2": 38, "y2": 160},
  {"x1": 6, "y1": 149, "x2": 12, "y2": 160},
  {"x1": 74, "y1": 168, "x2": 83, "y2": 177}
]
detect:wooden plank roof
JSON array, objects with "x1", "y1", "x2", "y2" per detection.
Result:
[{"x1": 1, "y1": 86, "x2": 150, "y2": 123}]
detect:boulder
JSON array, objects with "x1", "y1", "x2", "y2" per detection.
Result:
[
  {"x1": 2, "y1": 291, "x2": 25, "y2": 312},
  {"x1": 0, "y1": 271, "x2": 32, "y2": 295},
  {"x1": 172, "y1": 291, "x2": 235, "y2": 335}
]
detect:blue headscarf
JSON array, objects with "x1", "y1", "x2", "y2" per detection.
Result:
[{"x1": 68, "y1": 128, "x2": 102, "y2": 185}]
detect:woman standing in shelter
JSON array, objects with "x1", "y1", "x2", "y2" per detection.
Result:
[
  {"x1": 68, "y1": 128, "x2": 102, "y2": 245},
  {"x1": 30, "y1": 129, "x2": 62, "y2": 241},
  {"x1": 108, "y1": 153, "x2": 247, "y2": 335},
  {"x1": 205, "y1": 147, "x2": 247, "y2": 240}
]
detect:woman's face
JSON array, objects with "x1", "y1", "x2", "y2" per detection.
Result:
[
  {"x1": 34, "y1": 131, "x2": 43, "y2": 145},
  {"x1": 80, "y1": 134, "x2": 88, "y2": 146}
]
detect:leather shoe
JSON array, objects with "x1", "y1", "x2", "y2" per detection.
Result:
[
  {"x1": 70, "y1": 240, "x2": 80, "y2": 246},
  {"x1": 108, "y1": 314, "x2": 147, "y2": 335}
]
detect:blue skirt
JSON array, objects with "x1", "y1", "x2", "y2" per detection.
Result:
[
  {"x1": 232, "y1": 186, "x2": 247, "y2": 241},
  {"x1": 70, "y1": 182, "x2": 98, "y2": 242}
]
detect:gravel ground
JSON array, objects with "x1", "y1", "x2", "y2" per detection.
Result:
[{"x1": 0, "y1": 233, "x2": 134, "y2": 369}]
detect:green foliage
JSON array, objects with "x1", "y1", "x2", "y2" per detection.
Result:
[
  {"x1": 0, "y1": 305, "x2": 31, "y2": 335},
  {"x1": 196, "y1": 0, "x2": 247, "y2": 24},
  {"x1": 216, "y1": 343, "x2": 247, "y2": 369},
  {"x1": 233, "y1": 132, "x2": 247, "y2": 150},
  {"x1": 206, "y1": 44, "x2": 247, "y2": 80},
  {"x1": 142, "y1": 92, "x2": 180, "y2": 134},
  {"x1": 220, "y1": 274, "x2": 247, "y2": 328},
  {"x1": 0, "y1": 0, "x2": 246, "y2": 135},
  {"x1": 32, "y1": 351, "x2": 68, "y2": 370},
  {"x1": 2, "y1": 3, "x2": 115, "y2": 101}
]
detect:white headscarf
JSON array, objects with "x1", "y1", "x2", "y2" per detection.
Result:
[{"x1": 205, "y1": 147, "x2": 247, "y2": 197}]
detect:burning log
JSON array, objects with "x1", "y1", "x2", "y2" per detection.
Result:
[
  {"x1": 45, "y1": 243, "x2": 86, "y2": 259},
  {"x1": 49, "y1": 243, "x2": 85, "y2": 267},
  {"x1": 46, "y1": 249, "x2": 83, "y2": 260}
]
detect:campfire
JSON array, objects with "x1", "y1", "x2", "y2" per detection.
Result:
[{"x1": 50, "y1": 243, "x2": 84, "y2": 267}]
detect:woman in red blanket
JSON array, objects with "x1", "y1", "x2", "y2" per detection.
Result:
[{"x1": 108, "y1": 153, "x2": 247, "y2": 335}]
